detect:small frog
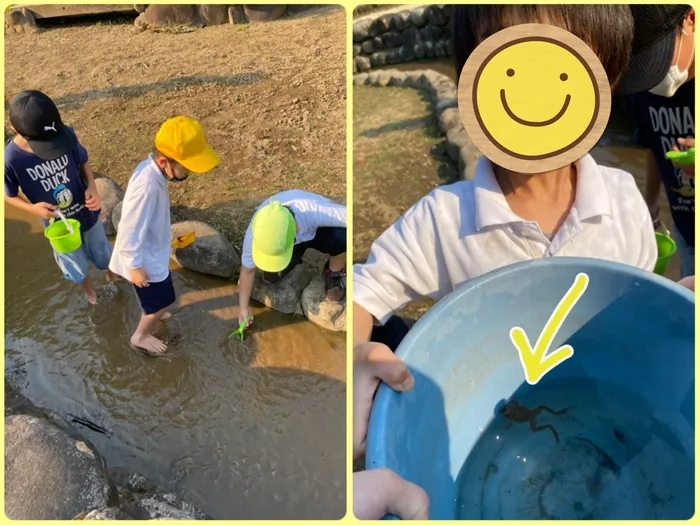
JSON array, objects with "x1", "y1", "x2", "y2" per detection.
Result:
[{"x1": 500, "y1": 400, "x2": 570, "y2": 443}]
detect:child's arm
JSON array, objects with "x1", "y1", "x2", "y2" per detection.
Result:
[
  {"x1": 643, "y1": 150, "x2": 662, "y2": 224},
  {"x1": 353, "y1": 197, "x2": 444, "y2": 338},
  {"x1": 237, "y1": 225, "x2": 257, "y2": 325},
  {"x1": 4, "y1": 164, "x2": 56, "y2": 219},
  {"x1": 74, "y1": 141, "x2": 101, "y2": 211},
  {"x1": 117, "y1": 181, "x2": 156, "y2": 279},
  {"x1": 631, "y1": 183, "x2": 658, "y2": 272}
]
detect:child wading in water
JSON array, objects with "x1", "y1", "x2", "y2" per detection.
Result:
[
  {"x1": 109, "y1": 116, "x2": 219, "y2": 355},
  {"x1": 4, "y1": 90, "x2": 116, "y2": 304},
  {"x1": 236, "y1": 190, "x2": 347, "y2": 327}
]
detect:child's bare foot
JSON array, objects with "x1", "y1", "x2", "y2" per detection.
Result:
[
  {"x1": 86, "y1": 291, "x2": 98, "y2": 304},
  {"x1": 130, "y1": 333, "x2": 167, "y2": 356},
  {"x1": 105, "y1": 270, "x2": 118, "y2": 283},
  {"x1": 161, "y1": 311, "x2": 172, "y2": 321}
]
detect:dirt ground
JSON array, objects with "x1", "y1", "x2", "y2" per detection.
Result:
[
  {"x1": 353, "y1": 85, "x2": 456, "y2": 319},
  {"x1": 4, "y1": 6, "x2": 346, "y2": 251}
]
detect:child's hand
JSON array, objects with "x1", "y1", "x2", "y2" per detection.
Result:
[
  {"x1": 84, "y1": 185, "x2": 101, "y2": 211},
  {"x1": 130, "y1": 268, "x2": 149, "y2": 288},
  {"x1": 32, "y1": 202, "x2": 57, "y2": 220},
  {"x1": 678, "y1": 276, "x2": 694, "y2": 292},
  {"x1": 238, "y1": 306, "x2": 253, "y2": 327},
  {"x1": 354, "y1": 469, "x2": 429, "y2": 520},
  {"x1": 354, "y1": 342, "x2": 415, "y2": 461},
  {"x1": 671, "y1": 137, "x2": 695, "y2": 176}
]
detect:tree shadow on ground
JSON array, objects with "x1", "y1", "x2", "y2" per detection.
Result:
[{"x1": 52, "y1": 74, "x2": 265, "y2": 110}]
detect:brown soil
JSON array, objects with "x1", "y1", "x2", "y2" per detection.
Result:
[
  {"x1": 353, "y1": 85, "x2": 455, "y2": 320},
  {"x1": 4, "y1": 6, "x2": 346, "y2": 251}
]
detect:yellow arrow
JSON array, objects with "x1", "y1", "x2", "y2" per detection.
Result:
[{"x1": 510, "y1": 272, "x2": 589, "y2": 385}]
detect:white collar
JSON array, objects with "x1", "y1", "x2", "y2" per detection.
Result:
[{"x1": 473, "y1": 154, "x2": 613, "y2": 232}]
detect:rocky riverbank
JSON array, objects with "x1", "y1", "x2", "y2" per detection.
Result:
[{"x1": 5, "y1": 382, "x2": 211, "y2": 520}]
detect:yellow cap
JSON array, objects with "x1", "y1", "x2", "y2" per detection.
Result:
[
  {"x1": 155, "y1": 116, "x2": 220, "y2": 174},
  {"x1": 251, "y1": 201, "x2": 296, "y2": 272}
]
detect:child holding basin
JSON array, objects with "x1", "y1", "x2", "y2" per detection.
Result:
[
  {"x1": 4, "y1": 90, "x2": 116, "y2": 305},
  {"x1": 353, "y1": 4, "x2": 659, "y2": 518},
  {"x1": 353, "y1": 4, "x2": 658, "y2": 351},
  {"x1": 109, "y1": 116, "x2": 219, "y2": 356}
]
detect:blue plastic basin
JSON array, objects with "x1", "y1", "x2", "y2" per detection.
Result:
[{"x1": 366, "y1": 257, "x2": 694, "y2": 520}]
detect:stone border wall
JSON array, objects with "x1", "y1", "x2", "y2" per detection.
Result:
[
  {"x1": 352, "y1": 5, "x2": 453, "y2": 73},
  {"x1": 354, "y1": 68, "x2": 481, "y2": 181}
]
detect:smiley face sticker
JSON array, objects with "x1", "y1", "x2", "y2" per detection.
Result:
[{"x1": 457, "y1": 24, "x2": 612, "y2": 173}]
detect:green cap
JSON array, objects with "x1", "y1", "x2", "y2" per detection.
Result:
[{"x1": 251, "y1": 201, "x2": 296, "y2": 272}]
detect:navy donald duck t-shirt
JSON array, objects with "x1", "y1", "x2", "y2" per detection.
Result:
[
  {"x1": 632, "y1": 78, "x2": 695, "y2": 248},
  {"x1": 4, "y1": 127, "x2": 100, "y2": 232}
]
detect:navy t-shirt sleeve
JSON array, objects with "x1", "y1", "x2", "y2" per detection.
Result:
[
  {"x1": 4, "y1": 168, "x2": 19, "y2": 197},
  {"x1": 4, "y1": 154, "x2": 19, "y2": 198},
  {"x1": 75, "y1": 143, "x2": 88, "y2": 165}
]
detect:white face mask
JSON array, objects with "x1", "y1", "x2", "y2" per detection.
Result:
[{"x1": 649, "y1": 29, "x2": 695, "y2": 97}]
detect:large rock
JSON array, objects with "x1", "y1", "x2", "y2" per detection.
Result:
[
  {"x1": 353, "y1": 19, "x2": 371, "y2": 42},
  {"x1": 251, "y1": 264, "x2": 312, "y2": 315},
  {"x1": 111, "y1": 200, "x2": 123, "y2": 233},
  {"x1": 123, "y1": 492, "x2": 211, "y2": 520},
  {"x1": 94, "y1": 177, "x2": 124, "y2": 236},
  {"x1": 301, "y1": 277, "x2": 346, "y2": 332},
  {"x1": 5, "y1": 415, "x2": 111, "y2": 520},
  {"x1": 73, "y1": 507, "x2": 131, "y2": 520},
  {"x1": 199, "y1": 5, "x2": 229, "y2": 26},
  {"x1": 171, "y1": 221, "x2": 240, "y2": 278},
  {"x1": 228, "y1": 5, "x2": 248, "y2": 25},
  {"x1": 138, "y1": 4, "x2": 202, "y2": 27},
  {"x1": 108, "y1": 468, "x2": 210, "y2": 520},
  {"x1": 243, "y1": 5, "x2": 287, "y2": 23},
  {"x1": 5, "y1": 7, "x2": 38, "y2": 34}
]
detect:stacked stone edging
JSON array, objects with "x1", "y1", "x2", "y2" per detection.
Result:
[
  {"x1": 354, "y1": 68, "x2": 481, "y2": 181},
  {"x1": 353, "y1": 5, "x2": 454, "y2": 73}
]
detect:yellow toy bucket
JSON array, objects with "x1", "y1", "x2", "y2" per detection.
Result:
[{"x1": 44, "y1": 214, "x2": 82, "y2": 254}]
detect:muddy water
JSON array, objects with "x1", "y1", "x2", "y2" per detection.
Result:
[
  {"x1": 372, "y1": 59, "x2": 682, "y2": 280},
  {"x1": 4, "y1": 206, "x2": 346, "y2": 519}
]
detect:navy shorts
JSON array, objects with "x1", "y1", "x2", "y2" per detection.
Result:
[
  {"x1": 133, "y1": 272, "x2": 176, "y2": 315},
  {"x1": 261, "y1": 227, "x2": 346, "y2": 282},
  {"x1": 291, "y1": 226, "x2": 347, "y2": 265}
]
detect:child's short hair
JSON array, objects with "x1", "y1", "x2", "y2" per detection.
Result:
[{"x1": 452, "y1": 5, "x2": 635, "y2": 90}]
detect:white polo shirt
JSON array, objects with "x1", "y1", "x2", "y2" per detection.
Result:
[
  {"x1": 109, "y1": 156, "x2": 172, "y2": 283},
  {"x1": 241, "y1": 189, "x2": 347, "y2": 269},
  {"x1": 353, "y1": 154, "x2": 658, "y2": 325}
]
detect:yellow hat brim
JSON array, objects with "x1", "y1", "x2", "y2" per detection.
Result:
[
  {"x1": 252, "y1": 243, "x2": 293, "y2": 273},
  {"x1": 178, "y1": 145, "x2": 220, "y2": 174}
]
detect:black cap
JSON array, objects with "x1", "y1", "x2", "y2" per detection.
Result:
[
  {"x1": 8, "y1": 90, "x2": 77, "y2": 160},
  {"x1": 617, "y1": 5, "x2": 691, "y2": 96}
]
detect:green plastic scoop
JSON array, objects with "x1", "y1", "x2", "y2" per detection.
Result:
[
  {"x1": 229, "y1": 316, "x2": 253, "y2": 341},
  {"x1": 665, "y1": 147, "x2": 695, "y2": 166}
]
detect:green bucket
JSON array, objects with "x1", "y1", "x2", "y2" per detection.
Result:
[
  {"x1": 44, "y1": 218, "x2": 82, "y2": 254},
  {"x1": 654, "y1": 232, "x2": 677, "y2": 275}
]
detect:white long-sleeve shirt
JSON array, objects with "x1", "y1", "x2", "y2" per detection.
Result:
[
  {"x1": 241, "y1": 189, "x2": 346, "y2": 269},
  {"x1": 109, "y1": 156, "x2": 171, "y2": 283},
  {"x1": 354, "y1": 154, "x2": 658, "y2": 325}
]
